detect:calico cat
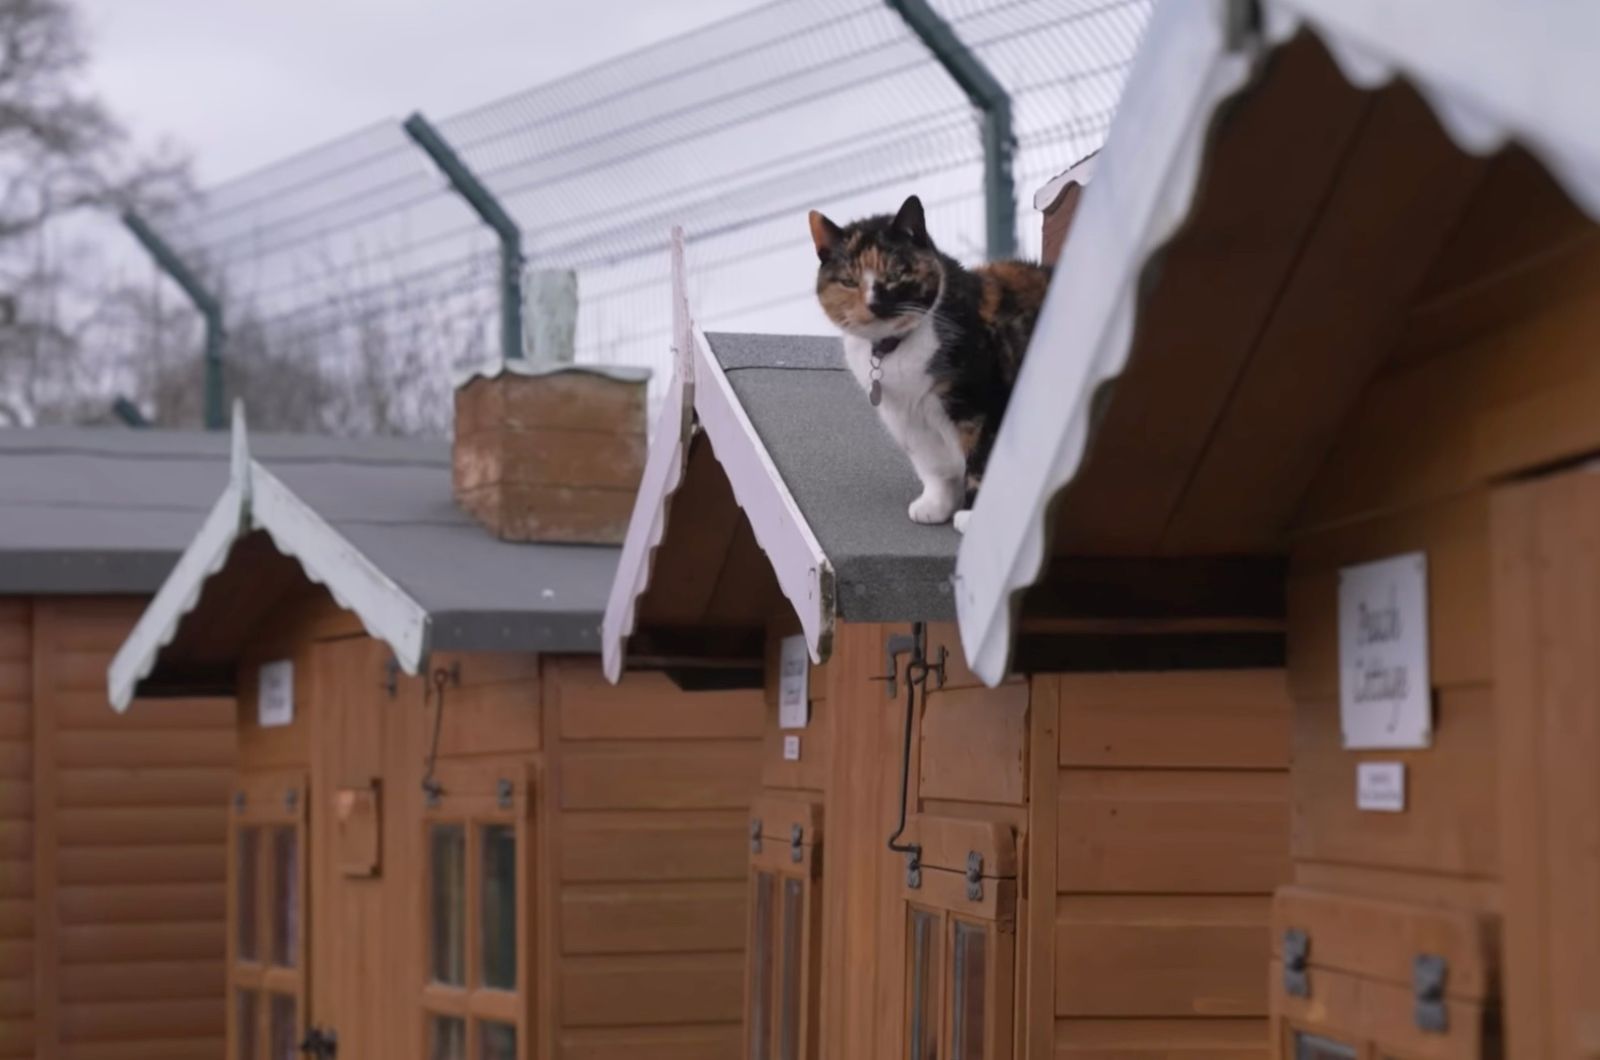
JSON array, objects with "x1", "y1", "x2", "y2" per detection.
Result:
[{"x1": 808, "y1": 194, "x2": 1050, "y2": 530}]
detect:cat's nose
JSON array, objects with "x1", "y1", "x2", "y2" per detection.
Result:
[{"x1": 868, "y1": 298, "x2": 898, "y2": 319}]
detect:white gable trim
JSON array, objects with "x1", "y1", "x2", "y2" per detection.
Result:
[
  {"x1": 108, "y1": 403, "x2": 433, "y2": 711},
  {"x1": 603, "y1": 230, "x2": 699, "y2": 683},
  {"x1": 955, "y1": 0, "x2": 1600, "y2": 686},
  {"x1": 601, "y1": 231, "x2": 835, "y2": 679}
]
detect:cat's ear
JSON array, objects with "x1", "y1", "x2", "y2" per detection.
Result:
[
  {"x1": 893, "y1": 194, "x2": 929, "y2": 246},
  {"x1": 808, "y1": 210, "x2": 843, "y2": 263}
]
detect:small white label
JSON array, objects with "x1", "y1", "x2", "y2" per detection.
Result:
[
  {"x1": 778, "y1": 635, "x2": 809, "y2": 730},
  {"x1": 257, "y1": 659, "x2": 294, "y2": 728},
  {"x1": 1339, "y1": 552, "x2": 1432, "y2": 749},
  {"x1": 1357, "y1": 761, "x2": 1406, "y2": 812},
  {"x1": 782, "y1": 734, "x2": 801, "y2": 761}
]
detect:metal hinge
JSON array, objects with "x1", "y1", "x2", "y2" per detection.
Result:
[
  {"x1": 790, "y1": 823, "x2": 805, "y2": 864},
  {"x1": 750, "y1": 817, "x2": 763, "y2": 854},
  {"x1": 1414, "y1": 953, "x2": 1448, "y2": 1033},
  {"x1": 905, "y1": 849, "x2": 922, "y2": 889},
  {"x1": 965, "y1": 851, "x2": 984, "y2": 902},
  {"x1": 1282, "y1": 929, "x2": 1310, "y2": 998}
]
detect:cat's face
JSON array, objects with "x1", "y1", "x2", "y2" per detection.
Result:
[{"x1": 808, "y1": 195, "x2": 943, "y2": 341}]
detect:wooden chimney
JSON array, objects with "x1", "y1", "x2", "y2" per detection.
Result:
[{"x1": 453, "y1": 270, "x2": 647, "y2": 544}]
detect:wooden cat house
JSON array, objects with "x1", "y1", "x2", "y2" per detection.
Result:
[
  {"x1": 601, "y1": 234, "x2": 1292, "y2": 1060},
  {"x1": 956, "y1": 1, "x2": 1600, "y2": 1056},
  {"x1": 107, "y1": 373, "x2": 764, "y2": 1060},
  {"x1": 0, "y1": 427, "x2": 249, "y2": 1060}
]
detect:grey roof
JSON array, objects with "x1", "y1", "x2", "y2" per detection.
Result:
[
  {"x1": 0, "y1": 426, "x2": 616, "y2": 653},
  {"x1": 0, "y1": 426, "x2": 438, "y2": 594},
  {"x1": 265, "y1": 456, "x2": 617, "y2": 653},
  {"x1": 704, "y1": 332, "x2": 960, "y2": 621}
]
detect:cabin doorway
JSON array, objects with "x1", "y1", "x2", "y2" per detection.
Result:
[{"x1": 1493, "y1": 466, "x2": 1600, "y2": 1059}]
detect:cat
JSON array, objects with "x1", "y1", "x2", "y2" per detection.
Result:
[{"x1": 808, "y1": 194, "x2": 1051, "y2": 531}]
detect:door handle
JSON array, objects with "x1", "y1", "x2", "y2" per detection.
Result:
[{"x1": 299, "y1": 1026, "x2": 338, "y2": 1058}]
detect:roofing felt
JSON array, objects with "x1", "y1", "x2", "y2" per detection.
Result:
[
  {"x1": 0, "y1": 426, "x2": 618, "y2": 654},
  {"x1": 0, "y1": 426, "x2": 441, "y2": 594},
  {"x1": 703, "y1": 331, "x2": 960, "y2": 621}
]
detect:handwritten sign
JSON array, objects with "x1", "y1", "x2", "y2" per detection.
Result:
[
  {"x1": 1339, "y1": 553, "x2": 1430, "y2": 749},
  {"x1": 1357, "y1": 762, "x2": 1406, "y2": 813},
  {"x1": 258, "y1": 659, "x2": 295, "y2": 728},
  {"x1": 778, "y1": 635, "x2": 809, "y2": 729}
]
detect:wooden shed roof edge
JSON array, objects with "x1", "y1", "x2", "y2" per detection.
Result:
[
  {"x1": 109, "y1": 402, "x2": 432, "y2": 711},
  {"x1": 602, "y1": 239, "x2": 836, "y2": 682},
  {"x1": 954, "y1": 0, "x2": 1600, "y2": 687}
]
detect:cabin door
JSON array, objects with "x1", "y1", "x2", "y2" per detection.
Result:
[
  {"x1": 1493, "y1": 468, "x2": 1600, "y2": 1059},
  {"x1": 309, "y1": 636, "x2": 408, "y2": 1060}
]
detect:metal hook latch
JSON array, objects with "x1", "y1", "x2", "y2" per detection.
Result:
[
  {"x1": 965, "y1": 851, "x2": 984, "y2": 901},
  {"x1": 1414, "y1": 953, "x2": 1448, "y2": 1033},
  {"x1": 1283, "y1": 929, "x2": 1310, "y2": 998},
  {"x1": 905, "y1": 849, "x2": 922, "y2": 889},
  {"x1": 749, "y1": 817, "x2": 763, "y2": 854},
  {"x1": 789, "y1": 823, "x2": 805, "y2": 864}
]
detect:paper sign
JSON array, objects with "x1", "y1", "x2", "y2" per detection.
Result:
[
  {"x1": 782, "y1": 735, "x2": 801, "y2": 762},
  {"x1": 778, "y1": 635, "x2": 809, "y2": 729},
  {"x1": 258, "y1": 659, "x2": 294, "y2": 728},
  {"x1": 1339, "y1": 552, "x2": 1431, "y2": 749},
  {"x1": 1357, "y1": 761, "x2": 1406, "y2": 813}
]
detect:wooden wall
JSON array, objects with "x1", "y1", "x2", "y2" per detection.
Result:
[
  {"x1": 0, "y1": 601, "x2": 31, "y2": 1060},
  {"x1": 544, "y1": 662, "x2": 762, "y2": 1060},
  {"x1": 1282, "y1": 151, "x2": 1600, "y2": 1051},
  {"x1": 1040, "y1": 671, "x2": 1291, "y2": 1059},
  {"x1": 2, "y1": 597, "x2": 236, "y2": 1060}
]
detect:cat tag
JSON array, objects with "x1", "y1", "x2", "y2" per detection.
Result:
[{"x1": 869, "y1": 378, "x2": 882, "y2": 406}]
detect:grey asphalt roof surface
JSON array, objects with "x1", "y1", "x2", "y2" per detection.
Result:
[
  {"x1": 704, "y1": 332, "x2": 960, "y2": 621},
  {"x1": 0, "y1": 426, "x2": 617, "y2": 652}
]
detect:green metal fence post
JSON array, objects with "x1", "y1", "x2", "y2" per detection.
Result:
[
  {"x1": 885, "y1": 0, "x2": 1017, "y2": 260},
  {"x1": 403, "y1": 112, "x2": 525, "y2": 362},
  {"x1": 122, "y1": 210, "x2": 226, "y2": 430}
]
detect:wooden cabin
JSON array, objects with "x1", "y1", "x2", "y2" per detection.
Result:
[
  {"x1": 601, "y1": 236, "x2": 1293, "y2": 1059},
  {"x1": 955, "y1": 2, "x2": 1600, "y2": 1057},
  {"x1": 107, "y1": 375, "x2": 764, "y2": 1060},
  {"x1": 0, "y1": 427, "x2": 262, "y2": 1060}
]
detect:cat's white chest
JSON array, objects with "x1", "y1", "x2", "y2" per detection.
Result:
[{"x1": 841, "y1": 328, "x2": 966, "y2": 522}]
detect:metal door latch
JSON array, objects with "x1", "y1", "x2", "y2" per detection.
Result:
[
  {"x1": 790, "y1": 823, "x2": 805, "y2": 864},
  {"x1": 299, "y1": 1026, "x2": 338, "y2": 1058},
  {"x1": 1282, "y1": 929, "x2": 1310, "y2": 998},
  {"x1": 965, "y1": 851, "x2": 984, "y2": 901},
  {"x1": 875, "y1": 626, "x2": 947, "y2": 699},
  {"x1": 905, "y1": 849, "x2": 922, "y2": 889},
  {"x1": 749, "y1": 817, "x2": 763, "y2": 854},
  {"x1": 1414, "y1": 953, "x2": 1448, "y2": 1032}
]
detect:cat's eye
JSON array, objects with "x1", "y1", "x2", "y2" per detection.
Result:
[{"x1": 838, "y1": 277, "x2": 859, "y2": 289}]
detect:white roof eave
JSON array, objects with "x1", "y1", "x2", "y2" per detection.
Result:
[
  {"x1": 107, "y1": 402, "x2": 433, "y2": 711},
  {"x1": 954, "y1": 0, "x2": 1600, "y2": 687},
  {"x1": 602, "y1": 233, "x2": 699, "y2": 683},
  {"x1": 601, "y1": 230, "x2": 836, "y2": 678}
]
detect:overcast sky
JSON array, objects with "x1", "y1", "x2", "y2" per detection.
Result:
[{"x1": 76, "y1": 0, "x2": 767, "y2": 187}]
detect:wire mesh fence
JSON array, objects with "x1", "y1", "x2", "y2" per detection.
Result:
[{"x1": 147, "y1": 0, "x2": 1153, "y2": 436}]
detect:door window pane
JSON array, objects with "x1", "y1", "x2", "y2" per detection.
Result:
[
  {"x1": 236, "y1": 989, "x2": 258, "y2": 1060},
  {"x1": 237, "y1": 827, "x2": 259, "y2": 961},
  {"x1": 748, "y1": 872, "x2": 775, "y2": 1060},
  {"x1": 430, "y1": 1014, "x2": 467, "y2": 1060},
  {"x1": 778, "y1": 878, "x2": 804, "y2": 1060},
  {"x1": 430, "y1": 824, "x2": 466, "y2": 985},
  {"x1": 270, "y1": 826, "x2": 299, "y2": 967},
  {"x1": 268, "y1": 995, "x2": 297, "y2": 1060},
  {"x1": 908, "y1": 909, "x2": 939, "y2": 1060},
  {"x1": 951, "y1": 921, "x2": 987, "y2": 1060},
  {"x1": 480, "y1": 824, "x2": 517, "y2": 990},
  {"x1": 1294, "y1": 1033, "x2": 1358, "y2": 1060},
  {"x1": 479, "y1": 1020, "x2": 516, "y2": 1060}
]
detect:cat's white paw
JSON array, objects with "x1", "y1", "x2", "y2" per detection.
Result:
[
  {"x1": 909, "y1": 490, "x2": 958, "y2": 525},
  {"x1": 952, "y1": 510, "x2": 971, "y2": 534}
]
